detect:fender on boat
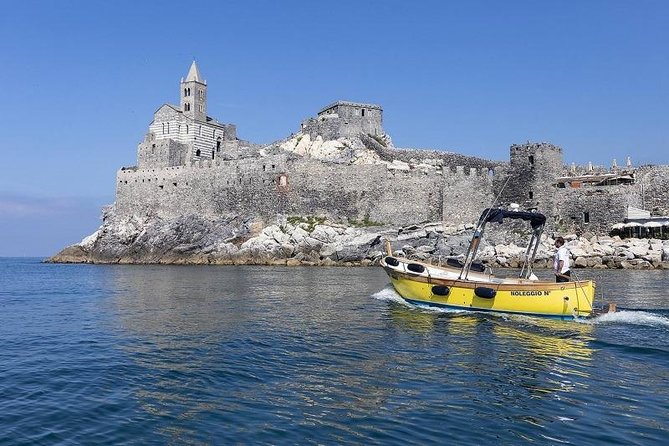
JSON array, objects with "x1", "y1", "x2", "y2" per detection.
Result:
[
  {"x1": 384, "y1": 256, "x2": 400, "y2": 267},
  {"x1": 407, "y1": 263, "x2": 425, "y2": 273},
  {"x1": 432, "y1": 285, "x2": 450, "y2": 296},
  {"x1": 474, "y1": 286, "x2": 496, "y2": 299}
]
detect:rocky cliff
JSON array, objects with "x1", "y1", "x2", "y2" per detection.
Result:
[{"x1": 48, "y1": 208, "x2": 669, "y2": 269}]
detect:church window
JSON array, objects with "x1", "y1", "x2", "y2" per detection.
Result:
[
  {"x1": 528, "y1": 155, "x2": 535, "y2": 165},
  {"x1": 199, "y1": 89, "x2": 204, "y2": 99},
  {"x1": 362, "y1": 109, "x2": 365, "y2": 117},
  {"x1": 184, "y1": 88, "x2": 187, "y2": 96},
  {"x1": 196, "y1": 149, "x2": 201, "y2": 157},
  {"x1": 198, "y1": 104, "x2": 203, "y2": 113},
  {"x1": 167, "y1": 123, "x2": 170, "y2": 133},
  {"x1": 529, "y1": 191, "x2": 534, "y2": 199},
  {"x1": 187, "y1": 88, "x2": 191, "y2": 96},
  {"x1": 583, "y1": 211, "x2": 590, "y2": 223},
  {"x1": 186, "y1": 125, "x2": 189, "y2": 134},
  {"x1": 216, "y1": 138, "x2": 221, "y2": 151},
  {"x1": 212, "y1": 151, "x2": 215, "y2": 160}
]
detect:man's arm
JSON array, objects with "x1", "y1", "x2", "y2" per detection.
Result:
[{"x1": 556, "y1": 259, "x2": 565, "y2": 277}]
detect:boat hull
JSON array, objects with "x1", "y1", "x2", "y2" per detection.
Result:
[{"x1": 384, "y1": 264, "x2": 595, "y2": 319}]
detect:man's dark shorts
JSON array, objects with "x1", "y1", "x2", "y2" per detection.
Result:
[{"x1": 556, "y1": 270, "x2": 571, "y2": 283}]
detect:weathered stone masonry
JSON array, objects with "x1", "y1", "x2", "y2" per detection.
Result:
[{"x1": 116, "y1": 62, "x2": 669, "y2": 235}]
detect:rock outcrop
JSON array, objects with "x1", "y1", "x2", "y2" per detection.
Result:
[{"x1": 48, "y1": 209, "x2": 669, "y2": 269}]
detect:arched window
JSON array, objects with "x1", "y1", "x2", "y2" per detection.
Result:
[
  {"x1": 187, "y1": 88, "x2": 191, "y2": 96},
  {"x1": 184, "y1": 88, "x2": 187, "y2": 96},
  {"x1": 212, "y1": 151, "x2": 215, "y2": 160},
  {"x1": 196, "y1": 149, "x2": 201, "y2": 157},
  {"x1": 198, "y1": 104, "x2": 203, "y2": 113},
  {"x1": 216, "y1": 137, "x2": 221, "y2": 152},
  {"x1": 186, "y1": 125, "x2": 189, "y2": 134},
  {"x1": 162, "y1": 123, "x2": 165, "y2": 134}
]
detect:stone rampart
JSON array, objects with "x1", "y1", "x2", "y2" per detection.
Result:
[{"x1": 116, "y1": 151, "x2": 500, "y2": 228}]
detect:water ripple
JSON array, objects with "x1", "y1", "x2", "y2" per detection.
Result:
[{"x1": 1, "y1": 260, "x2": 669, "y2": 444}]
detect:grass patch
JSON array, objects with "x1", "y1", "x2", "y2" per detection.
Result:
[
  {"x1": 348, "y1": 217, "x2": 384, "y2": 227},
  {"x1": 368, "y1": 134, "x2": 387, "y2": 147},
  {"x1": 287, "y1": 215, "x2": 326, "y2": 232}
]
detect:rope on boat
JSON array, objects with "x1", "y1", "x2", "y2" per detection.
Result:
[{"x1": 570, "y1": 269, "x2": 593, "y2": 317}]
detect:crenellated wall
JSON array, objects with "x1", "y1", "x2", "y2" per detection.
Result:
[{"x1": 116, "y1": 153, "x2": 500, "y2": 227}]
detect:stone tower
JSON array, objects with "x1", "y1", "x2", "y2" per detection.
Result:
[
  {"x1": 180, "y1": 61, "x2": 207, "y2": 121},
  {"x1": 501, "y1": 142, "x2": 564, "y2": 216}
]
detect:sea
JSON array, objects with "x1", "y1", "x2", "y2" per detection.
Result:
[{"x1": 1, "y1": 258, "x2": 668, "y2": 445}]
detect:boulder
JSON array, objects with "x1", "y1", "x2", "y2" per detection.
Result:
[
  {"x1": 416, "y1": 244, "x2": 435, "y2": 253},
  {"x1": 614, "y1": 248, "x2": 635, "y2": 260},
  {"x1": 311, "y1": 225, "x2": 339, "y2": 243},
  {"x1": 592, "y1": 244, "x2": 615, "y2": 256},
  {"x1": 574, "y1": 257, "x2": 588, "y2": 268},
  {"x1": 586, "y1": 256, "x2": 603, "y2": 267},
  {"x1": 628, "y1": 244, "x2": 650, "y2": 257}
]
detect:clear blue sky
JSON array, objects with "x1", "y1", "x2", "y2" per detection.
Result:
[{"x1": 0, "y1": 0, "x2": 667, "y2": 256}]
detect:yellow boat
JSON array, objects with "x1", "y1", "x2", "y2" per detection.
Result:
[{"x1": 381, "y1": 208, "x2": 598, "y2": 319}]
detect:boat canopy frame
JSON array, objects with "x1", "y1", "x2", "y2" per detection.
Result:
[{"x1": 459, "y1": 208, "x2": 547, "y2": 280}]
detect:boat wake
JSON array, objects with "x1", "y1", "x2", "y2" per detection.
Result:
[
  {"x1": 370, "y1": 286, "x2": 469, "y2": 314},
  {"x1": 370, "y1": 286, "x2": 411, "y2": 306},
  {"x1": 590, "y1": 310, "x2": 669, "y2": 328}
]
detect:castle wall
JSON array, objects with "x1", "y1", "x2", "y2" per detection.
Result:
[
  {"x1": 636, "y1": 166, "x2": 669, "y2": 216},
  {"x1": 556, "y1": 186, "x2": 642, "y2": 234},
  {"x1": 117, "y1": 153, "x2": 502, "y2": 228},
  {"x1": 137, "y1": 136, "x2": 189, "y2": 169},
  {"x1": 441, "y1": 167, "x2": 496, "y2": 225},
  {"x1": 284, "y1": 159, "x2": 444, "y2": 225},
  {"x1": 116, "y1": 155, "x2": 290, "y2": 220}
]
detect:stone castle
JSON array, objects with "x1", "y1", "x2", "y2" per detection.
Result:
[{"x1": 116, "y1": 62, "x2": 669, "y2": 236}]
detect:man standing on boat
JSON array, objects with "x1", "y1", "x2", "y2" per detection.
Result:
[{"x1": 553, "y1": 237, "x2": 571, "y2": 282}]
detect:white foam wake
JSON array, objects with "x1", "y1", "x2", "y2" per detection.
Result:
[
  {"x1": 370, "y1": 286, "x2": 468, "y2": 314},
  {"x1": 370, "y1": 286, "x2": 411, "y2": 306},
  {"x1": 592, "y1": 310, "x2": 669, "y2": 328}
]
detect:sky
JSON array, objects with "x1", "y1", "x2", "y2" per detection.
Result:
[{"x1": 0, "y1": 0, "x2": 667, "y2": 256}]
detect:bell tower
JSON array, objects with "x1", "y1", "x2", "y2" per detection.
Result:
[{"x1": 180, "y1": 61, "x2": 207, "y2": 121}]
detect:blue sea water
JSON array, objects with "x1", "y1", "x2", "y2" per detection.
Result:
[{"x1": 1, "y1": 258, "x2": 668, "y2": 445}]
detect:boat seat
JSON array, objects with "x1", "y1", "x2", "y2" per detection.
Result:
[{"x1": 446, "y1": 258, "x2": 486, "y2": 272}]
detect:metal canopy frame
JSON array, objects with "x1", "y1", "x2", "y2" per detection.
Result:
[{"x1": 459, "y1": 208, "x2": 547, "y2": 280}]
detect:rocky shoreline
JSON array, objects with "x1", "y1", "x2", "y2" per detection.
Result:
[{"x1": 48, "y1": 212, "x2": 669, "y2": 270}]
